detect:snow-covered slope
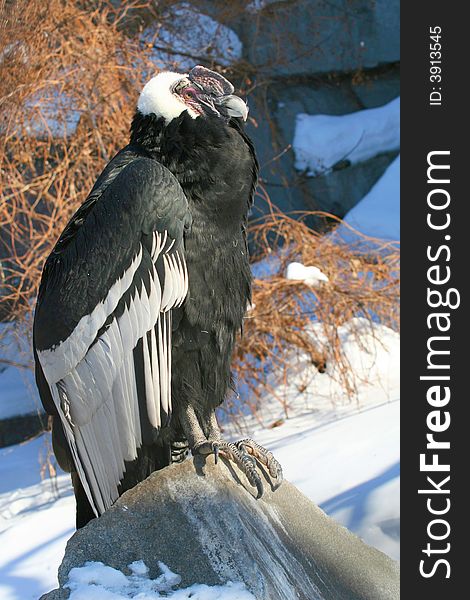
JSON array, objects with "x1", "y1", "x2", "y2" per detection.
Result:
[
  {"x1": 335, "y1": 156, "x2": 400, "y2": 241},
  {"x1": 293, "y1": 97, "x2": 400, "y2": 176},
  {"x1": 0, "y1": 436, "x2": 74, "y2": 600}
]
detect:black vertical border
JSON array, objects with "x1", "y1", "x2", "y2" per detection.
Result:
[{"x1": 401, "y1": 3, "x2": 465, "y2": 596}]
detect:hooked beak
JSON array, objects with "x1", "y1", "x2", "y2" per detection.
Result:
[
  {"x1": 217, "y1": 94, "x2": 249, "y2": 121},
  {"x1": 187, "y1": 66, "x2": 249, "y2": 122}
]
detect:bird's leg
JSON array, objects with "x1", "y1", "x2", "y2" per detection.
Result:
[
  {"x1": 179, "y1": 403, "x2": 218, "y2": 456},
  {"x1": 179, "y1": 405, "x2": 282, "y2": 498}
]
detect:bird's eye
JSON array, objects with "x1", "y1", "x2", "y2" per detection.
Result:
[
  {"x1": 182, "y1": 88, "x2": 199, "y2": 101},
  {"x1": 173, "y1": 79, "x2": 188, "y2": 94}
]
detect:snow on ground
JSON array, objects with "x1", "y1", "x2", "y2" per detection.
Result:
[
  {"x1": 224, "y1": 318, "x2": 400, "y2": 562},
  {"x1": 143, "y1": 3, "x2": 242, "y2": 71},
  {"x1": 64, "y1": 560, "x2": 255, "y2": 599},
  {"x1": 293, "y1": 97, "x2": 399, "y2": 176},
  {"x1": 0, "y1": 319, "x2": 399, "y2": 600},
  {"x1": 0, "y1": 436, "x2": 74, "y2": 600},
  {"x1": 334, "y1": 155, "x2": 400, "y2": 242},
  {"x1": 0, "y1": 363, "x2": 38, "y2": 419},
  {"x1": 0, "y1": 323, "x2": 41, "y2": 419}
]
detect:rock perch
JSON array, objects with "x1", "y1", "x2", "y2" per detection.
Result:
[{"x1": 40, "y1": 456, "x2": 399, "y2": 600}]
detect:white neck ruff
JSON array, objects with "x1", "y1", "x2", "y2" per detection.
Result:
[{"x1": 137, "y1": 71, "x2": 198, "y2": 123}]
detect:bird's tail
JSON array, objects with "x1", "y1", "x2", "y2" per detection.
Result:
[
  {"x1": 118, "y1": 442, "x2": 171, "y2": 494},
  {"x1": 71, "y1": 441, "x2": 171, "y2": 529}
]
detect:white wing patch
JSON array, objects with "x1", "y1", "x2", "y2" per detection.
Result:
[
  {"x1": 38, "y1": 246, "x2": 143, "y2": 384},
  {"x1": 38, "y1": 231, "x2": 188, "y2": 516}
]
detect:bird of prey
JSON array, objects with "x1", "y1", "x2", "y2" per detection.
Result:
[{"x1": 33, "y1": 66, "x2": 282, "y2": 528}]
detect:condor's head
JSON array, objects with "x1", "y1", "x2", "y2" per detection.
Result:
[
  {"x1": 130, "y1": 65, "x2": 256, "y2": 213},
  {"x1": 136, "y1": 65, "x2": 248, "y2": 125}
]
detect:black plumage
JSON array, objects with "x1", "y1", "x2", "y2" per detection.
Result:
[
  {"x1": 34, "y1": 67, "x2": 280, "y2": 529},
  {"x1": 141, "y1": 113, "x2": 255, "y2": 399}
]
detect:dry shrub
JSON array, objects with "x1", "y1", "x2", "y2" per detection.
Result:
[
  {"x1": 0, "y1": 0, "x2": 163, "y2": 320},
  {"x1": 227, "y1": 193, "x2": 400, "y2": 426}
]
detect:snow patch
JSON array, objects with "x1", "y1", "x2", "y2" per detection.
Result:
[
  {"x1": 335, "y1": 156, "x2": 400, "y2": 242},
  {"x1": 246, "y1": 0, "x2": 288, "y2": 12},
  {"x1": 285, "y1": 262, "x2": 329, "y2": 286},
  {"x1": 0, "y1": 322, "x2": 41, "y2": 419},
  {"x1": 128, "y1": 560, "x2": 149, "y2": 577},
  {"x1": 293, "y1": 97, "x2": 399, "y2": 176},
  {"x1": 143, "y1": 4, "x2": 242, "y2": 70},
  {"x1": 65, "y1": 560, "x2": 255, "y2": 600}
]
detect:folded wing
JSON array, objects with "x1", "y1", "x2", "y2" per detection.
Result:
[{"x1": 34, "y1": 156, "x2": 190, "y2": 516}]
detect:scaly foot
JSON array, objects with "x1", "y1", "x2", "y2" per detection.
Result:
[
  {"x1": 180, "y1": 405, "x2": 283, "y2": 497},
  {"x1": 235, "y1": 438, "x2": 283, "y2": 489},
  {"x1": 193, "y1": 438, "x2": 283, "y2": 498}
]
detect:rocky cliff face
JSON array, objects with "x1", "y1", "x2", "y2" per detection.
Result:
[
  {"x1": 40, "y1": 456, "x2": 399, "y2": 600},
  {"x1": 198, "y1": 0, "x2": 400, "y2": 222}
]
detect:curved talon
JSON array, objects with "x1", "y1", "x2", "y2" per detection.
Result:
[
  {"x1": 252, "y1": 472, "x2": 264, "y2": 499},
  {"x1": 235, "y1": 438, "x2": 283, "y2": 494},
  {"x1": 272, "y1": 469, "x2": 283, "y2": 490},
  {"x1": 196, "y1": 437, "x2": 282, "y2": 499},
  {"x1": 239, "y1": 453, "x2": 264, "y2": 498},
  {"x1": 236, "y1": 442, "x2": 257, "y2": 467}
]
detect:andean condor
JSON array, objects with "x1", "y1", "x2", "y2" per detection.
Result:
[{"x1": 33, "y1": 66, "x2": 282, "y2": 528}]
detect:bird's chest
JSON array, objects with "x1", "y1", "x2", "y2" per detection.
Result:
[
  {"x1": 157, "y1": 118, "x2": 254, "y2": 333},
  {"x1": 182, "y1": 214, "x2": 251, "y2": 334},
  {"x1": 162, "y1": 122, "x2": 253, "y2": 219}
]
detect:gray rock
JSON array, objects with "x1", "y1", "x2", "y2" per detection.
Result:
[
  {"x1": 241, "y1": 0, "x2": 399, "y2": 77},
  {"x1": 352, "y1": 70, "x2": 401, "y2": 109},
  {"x1": 247, "y1": 76, "x2": 399, "y2": 220},
  {"x1": 297, "y1": 151, "x2": 398, "y2": 216},
  {"x1": 192, "y1": 0, "x2": 399, "y2": 76},
  {"x1": 39, "y1": 590, "x2": 68, "y2": 600},
  {"x1": 41, "y1": 456, "x2": 399, "y2": 600}
]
